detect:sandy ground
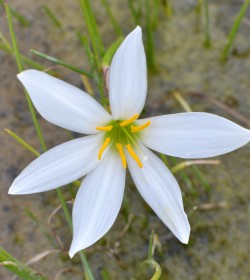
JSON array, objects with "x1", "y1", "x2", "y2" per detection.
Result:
[{"x1": 0, "y1": 0, "x2": 250, "y2": 279}]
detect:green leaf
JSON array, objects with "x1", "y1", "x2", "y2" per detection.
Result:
[
  {"x1": 43, "y1": 5, "x2": 62, "y2": 28},
  {"x1": 0, "y1": 247, "x2": 47, "y2": 280},
  {"x1": 31, "y1": 49, "x2": 92, "y2": 77}
]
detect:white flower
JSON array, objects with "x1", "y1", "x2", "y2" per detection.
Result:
[{"x1": 9, "y1": 26, "x2": 250, "y2": 258}]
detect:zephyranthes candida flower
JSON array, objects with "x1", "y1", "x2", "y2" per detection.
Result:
[{"x1": 9, "y1": 26, "x2": 250, "y2": 257}]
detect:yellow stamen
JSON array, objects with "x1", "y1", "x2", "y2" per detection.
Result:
[
  {"x1": 120, "y1": 114, "x2": 139, "y2": 127},
  {"x1": 131, "y1": 120, "x2": 151, "y2": 133},
  {"x1": 98, "y1": 137, "x2": 111, "y2": 160},
  {"x1": 96, "y1": 125, "x2": 113, "y2": 132},
  {"x1": 116, "y1": 143, "x2": 127, "y2": 169},
  {"x1": 125, "y1": 144, "x2": 143, "y2": 168}
]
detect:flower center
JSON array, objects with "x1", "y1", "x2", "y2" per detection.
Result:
[{"x1": 96, "y1": 114, "x2": 150, "y2": 169}]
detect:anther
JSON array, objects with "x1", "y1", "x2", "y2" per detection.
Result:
[
  {"x1": 125, "y1": 144, "x2": 143, "y2": 168},
  {"x1": 120, "y1": 114, "x2": 139, "y2": 127},
  {"x1": 96, "y1": 125, "x2": 113, "y2": 132},
  {"x1": 131, "y1": 120, "x2": 151, "y2": 133},
  {"x1": 116, "y1": 143, "x2": 127, "y2": 169},
  {"x1": 98, "y1": 137, "x2": 111, "y2": 160}
]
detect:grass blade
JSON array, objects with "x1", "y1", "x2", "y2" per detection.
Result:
[
  {"x1": 0, "y1": 31, "x2": 12, "y2": 47},
  {"x1": 80, "y1": 0, "x2": 105, "y2": 62},
  {"x1": 221, "y1": 0, "x2": 250, "y2": 61},
  {"x1": 4, "y1": 129, "x2": 40, "y2": 157},
  {"x1": 5, "y1": 3, "x2": 47, "y2": 151},
  {"x1": 25, "y1": 209, "x2": 58, "y2": 247},
  {"x1": 0, "y1": 247, "x2": 47, "y2": 280},
  {"x1": 0, "y1": 31, "x2": 45, "y2": 70},
  {"x1": 195, "y1": 0, "x2": 203, "y2": 14},
  {"x1": 43, "y1": 5, "x2": 62, "y2": 28},
  {"x1": 0, "y1": 42, "x2": 44, "y2": 70},
  {"x1": 163, "y1": 0, "x2": 173, "y2": 17},
  {"x1": 77, "y1": 32, "x2": 108, "y2": 107},
  {"x1": 145, "y1": 0, "x2": 156, "y2": 72},
  {"x1": 0, "y1": 0, "x2": 30, "y2": 26},
  {"x1": 10, "y1": 7, "x2": 30, "y2": 26},
  {"x1": 204, "y1": 0, "x2": 211, "y2": 48},
  {"x1": 144, "y1": 231, "x2": 162, "y2": 280},
  {"x1": 127, "y1": 0, "x2": 140, "y2": 25},
  {"x1": 31, "y1": 49, "x2": 92, "y2": 77},
  {"x1": 100, "y1": 0, "x2": 123, "y2": 36}
]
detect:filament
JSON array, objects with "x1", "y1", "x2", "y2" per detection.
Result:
[
  {"x1": 125, "y1": 144, "x2": 143, "y2": 168},
  {"x1": 131, "y1": 120, "x2": 151, "y2": 133},
  {"x1": 98, "y1": 137, "x2": 111, "y2": 160},
  {"x1": 116, "y1": 143, "x2": 127, "y2": 169},
  {"x1": 96, "y1": 125, "x2": 113, "y2": 132},
  {"x1": 119, "y1": 114, "x2": 139, "y2": 127}
]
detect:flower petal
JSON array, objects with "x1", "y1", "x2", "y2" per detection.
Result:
[
  {"x1": 138, "y1": 112, "x2": 250, "y2": 159},
  {"x1": 109, "y1": 26, "x2": 147, "y2": 120},
  {"x1": 9, "y1": 134, "x2": 104, "y2": 194},
  {"x1": 127, "y1": 145, "x2": 190, "y2": 244},
  {"x1": 69, "y1": 151, "x2": 125, "y2": 257},
  {"x1": 17, "y1": 70, "x2": 111, "y2": 134}
]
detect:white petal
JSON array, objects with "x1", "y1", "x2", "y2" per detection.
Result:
[
  {"x1": 9, "y1": 134, "x2": 104, "y2": 194},
  {"x1": 127, "y1": 145, "x2": 190, "y2": 244},
  {"x1": 17, "y1": 70, "x2": 111, "y2": 134},
  {"x1": 109, "y1": 26, "x2": 147, "y2": 120},
  {"x1": 138, "y1": 112, "x2": 250, "y2": 159},
  {"x1": 69, "y1": 151, "x2": 125, "y2": 257}
]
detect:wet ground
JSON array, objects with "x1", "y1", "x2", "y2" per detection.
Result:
[{"x1": 0, "y1": 0, "x2": 250, "y2": 279}]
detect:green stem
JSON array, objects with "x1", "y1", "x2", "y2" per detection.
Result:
[
  {"x1": 221, "y1": 0, "x2": 250, "y2": 61},
  {"x1": 80, "y1": 0, "x2": 104, "y2": 63},
  {"x1": 147, "y1": 230, "x2": 155, "y2": 260},
  {"x1": 145, "y1": 0, "x2": 156, "y2": 72},
  {"x1": 43, "y1": 5, "x2": 62, "y2": 28},
  {"x1": 6, "y1": 4, "x2": 22, "y2": 72},
  {"x1": 192, "y1": 166, "x2": 211, "y2": 191},
  {"x1": 171, "y1": 158, "x2": 197, "y2": 196},
  {"x1": 143, "y1": 260, "x2": 162, "y2": 280},
  {"x1": 151, "y1": 0, "x2": 160, "y2": 29},
  {"x1": 56, "y1": 188, "x2": 95, "y2": 280},
  {"x1": 4, "y1": 129, "x2": 40, "y2": 157},
  {"x1": 31, "y1": 49, "x2": 92, "y2": 77},
  {"x1": 0, "y1": 31, "x2": 46, "y2": 70},
  {"x1": 127, "y1": 0, "x2": 140, "y2": 25},
  {"x1": 0, "y1": 31, "x2": 12, "y2": 47},
  {"x1": 100, "y1": 0, "x2": 123, "y2": 36},
  {"x1": 0, "y1": 43, "x2": 44, "y2": 70},
  {"x1": 164, "y1": 0, "x2": 173, "y2": 17},
  {"x1": 195, "y1": 0, "x2": 203, "y2": 14},
  {"x1": 11, "y1": 8, "x2": 30, "y2": 26},
  {"x1": 56, "y1": 188, "x2": 73, "y2": 232},
  {"x1": 204, "y1": 0, "x2": 211, "y2": 48},
  {"x1": 78, "y1": 32, "x2": 108, "y2": 107},
  {"x1": 5, "y1": 4, "x2": 47, "y2": 151},
  {"x1": 79, "y1": 0, "x2": 107, "y2": 106},
  {"x1": 79, "y1": 252, "x2": 95, "y2": 280},
  {"x1": 0, "y1": 1, "x2": 30, "y2": 26}
]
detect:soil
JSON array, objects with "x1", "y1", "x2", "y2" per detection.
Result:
[{"x1": 0, "y1": 0, "x2": 250, "y2": 279}]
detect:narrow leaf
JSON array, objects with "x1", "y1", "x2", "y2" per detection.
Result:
[{"x1": 0, "y1": 247, "x2": 47, "y2": 280}]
